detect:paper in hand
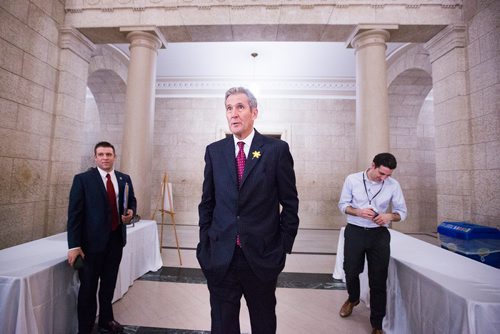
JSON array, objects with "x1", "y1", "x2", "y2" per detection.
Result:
[{"x1": 123, "y1": 182, "x2": 129, "y2": 212}]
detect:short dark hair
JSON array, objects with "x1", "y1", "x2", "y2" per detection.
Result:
[
  {"x1": 94, "y1": 141, "x2": 115, "y2": 155},
  {"x1": 225, "y1": 87, "x2": 258, "y2": 108},
  {"x1": 373, "y1": 153, "x2": 397, "y2": 169}
]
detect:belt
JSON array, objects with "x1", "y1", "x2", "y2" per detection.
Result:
[{"x1": 347, "y1": 223, "x2": 386, "y2": 231}]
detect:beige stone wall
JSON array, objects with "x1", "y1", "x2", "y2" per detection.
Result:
[
  {"x1": 1, "y1": 0, "x2": 498, "y2": 250},
  {"x1": 151, "y1": 97, "x2": 219, "y2": 225},
  {"x1": 414, "y1": 99, "x2": 438, "y2": 231},
  {"x1": 389, "y1": 75, "x2": 436, "y2": 233},
  {"x1": 82, "y1": 94, "x2": 101, "y2": 169},
  {"x1": 424, "y1": 1, "x2": 499, "y2": 229},
  {"x1": 425, "y1": 25, "x2": 475, "y2": 227},
  {"x1": 151, "y1": 96, "x2": 356, "y2": 229},
  {"x1": 84, "y1": 45, "x2": 129, "y2": 171},
  {"x1": 141, "y1": 88, "x2": 441, "y2": 232},
  {"x1": 386, "y1": 44, "x2": 437, "y2": 233},
  {"x1": 0, "y1": 1, "x2": 65, "y2": 248},
  {"x1": 290, "y1": 98, "x2": 357, "y2": 229},
  {"x1": 465, "y1": 1, "x2": 500, "y2": 227},
  {"x1": 47, "y1": 28, "x2": 96, "y2": 237}
]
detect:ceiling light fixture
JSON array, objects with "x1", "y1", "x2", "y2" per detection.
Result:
[{"x1": 250, "y1": 52, "x2": 260, "y2": 97}]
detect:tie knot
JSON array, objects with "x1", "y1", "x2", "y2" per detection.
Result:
[
  {"x1": 106, "y1": 173, "x2": 111, "y2": 180},
  {"x1": 237, "y1": 142, "x2": 244, "y2": 150}
]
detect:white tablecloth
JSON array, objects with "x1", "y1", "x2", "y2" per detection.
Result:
[
  {"x1": 333, "y1": 227, "x2": 500, "y2": 334},
  {"x1": 0, "y1": 220, "x2": 162, "y2": 334}
]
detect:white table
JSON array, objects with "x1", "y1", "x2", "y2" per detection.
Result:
[
  {"x1": 0, "y1": 220, "x2": 162, "y2": 334},
  {"x1": 333, "y1": 227, "x2": 500, "y2": 334}
]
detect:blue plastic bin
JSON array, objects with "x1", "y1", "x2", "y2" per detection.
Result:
[{"x1": 437, "y1": 221, "x2": 500, "y2": 269}]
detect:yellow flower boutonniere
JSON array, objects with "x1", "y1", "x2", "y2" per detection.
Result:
[{"x1": 252, "y1": 150, "x2": 261, "y2": 159}]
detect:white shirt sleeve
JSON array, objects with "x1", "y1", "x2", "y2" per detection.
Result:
[
  {"x1": 338, "y1": 175, "x2": 353, "y2": 214},
  {"x1": 391, "y1": 181, "x2": 408, "y2": 222}
]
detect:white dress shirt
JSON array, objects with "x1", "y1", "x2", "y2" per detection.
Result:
[
  {"x1": 338, "y1": 170, "x2": 407, "y2": 228},
  {"x1": 232, "y1": 129, "x2": 255, "y2": 158},
  {"x1": 97, "y1": 167, "x2": 118, "y2": 204}
]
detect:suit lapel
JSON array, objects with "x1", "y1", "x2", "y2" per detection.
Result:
[
  {"x1": 241, "y1": 131, "x2": 264, "y2": 187},
  {"x1": 92, "y1": 168, "x2": 108, "y2": 200},
  {"x1": 116, "y1": 171, "x2": 125, "y2": 213},
  {"x1": 222, "y1": 136, "x2": 238, "y2": 187}
]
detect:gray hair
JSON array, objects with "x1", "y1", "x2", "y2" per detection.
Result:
[{"x1": 225, "y1": 87, "x2": 258, "y2": 108}]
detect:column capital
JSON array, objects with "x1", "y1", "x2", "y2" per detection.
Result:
[
  {"x1": 424, "y1": 24, "x2": 466, "y2": 63},
  {"x1": 350, "y1": 29, "x2": 391, "y2": 52},
  {"x1": 346, "y1": 24, "x2": 396, "y2": 49},
  {"x1": 59, "y1": 26, "x2": 96, "y2": 62},
  {"x1": 120, "y1": 26, "x2": 166, "y2": 50}
]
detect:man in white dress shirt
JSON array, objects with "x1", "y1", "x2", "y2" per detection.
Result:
[{"x1": 338, "y1": 153, "x2": 407, "y2": 334}]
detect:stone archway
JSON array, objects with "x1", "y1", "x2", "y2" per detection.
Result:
[
  {"x1": 386, "y1": 44, "x2": 436, "y2": 233},
  {"x1": 83, "y1": 45, "x2": 129, "y2": 170}
]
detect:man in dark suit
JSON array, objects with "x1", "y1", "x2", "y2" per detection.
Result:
[
  {"x1": 67, "y1": 141, "x2": 137, "y2": 334},
  {"x1": 197, "y1": 87, "x2": 300, "y2": 334}
]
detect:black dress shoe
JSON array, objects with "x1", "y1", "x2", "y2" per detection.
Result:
[{"x1": 98, "y1": 320, "x2": 124, "y2": 333}]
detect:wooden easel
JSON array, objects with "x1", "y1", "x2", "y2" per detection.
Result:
[{"x1": 151, "y1": 172, "x2": 182, "y2": 265}]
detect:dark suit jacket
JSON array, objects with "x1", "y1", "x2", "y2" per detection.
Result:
[
  {"x1": 67, "y1": 167, "x2": 137, "y2": 253},
  {"x1": 197, "y1": 130, "x2": 299, "y2": 283}
]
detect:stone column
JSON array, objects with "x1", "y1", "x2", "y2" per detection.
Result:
[
  {"x1": 351, "y1": 29, "x2": 391, "y2": 169},
  {"x1": 424, "y1": 25, "x2": 472, "y2": 224},
  {"x1": 50, "y1": 27, "x2": 96, "y2": 233},
  {"x1": 121, "y1": 30, "x2": 163, "y2": 216}
]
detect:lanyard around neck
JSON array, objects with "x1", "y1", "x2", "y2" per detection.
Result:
[{"x1": 363, "y1": 171, "x2": 384, "y2": 205}]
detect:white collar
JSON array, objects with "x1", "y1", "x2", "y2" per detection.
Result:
[
  {"x1": 97, "y1": 167, "x2": 115, "y2": 178},
  {"x1": 364, "y1": 169, "x2": 382, "y2": 185},
  {"x1": 233, "y1": 129, "x2": 255, "y2": 148}
]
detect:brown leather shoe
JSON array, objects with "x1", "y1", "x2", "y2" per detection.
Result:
[
  {"x1": 339, "y1": 299, "x2": 360, "y2": 317},
  {"x1": 371, "y1": 329, "x2": 384, "y2": 334},
  {"x1": 98, "y1": 320, "x2": 124, "y2": 333}
]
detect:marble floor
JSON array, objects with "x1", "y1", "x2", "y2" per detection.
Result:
[{"x1": 107, "y1": 225, "x2": 439, "y2": 334}]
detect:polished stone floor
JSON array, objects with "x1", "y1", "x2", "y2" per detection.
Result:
[
  {"x1": 102, "y1": 226, "x2": 438, "y2": 334},
  {"x1": 141, "y1": 266, "x2": 346, "y2": 290}
]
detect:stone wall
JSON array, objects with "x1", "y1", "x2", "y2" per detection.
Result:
[
  {"x1": 0, "y1": 1, "x2": 65, "y2": 248},
  {"x1": 2, "y1": 0, "x2": 498, "y2": 250},
  {"x1": 48, "y1": 27, "x2": 95, "y2": 236},
  {"x1": 151, "y1": 96, "x2": 356, "y2": 229},
  {"x1": 424, "y1": 0, "x2": 499, "y2": 229},
  {"x1": 465, "y1": 0, "x2": 500, "y2": 227},
  {"x1": 386, "y1": 44, "x2": 437, "y2": 233},
  {"x1": 84, "y1": 45, "x2": 129, "y2": 171}
]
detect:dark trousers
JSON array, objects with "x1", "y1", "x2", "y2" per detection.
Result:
[
  {"x1": 207, "y1": 247, "x2": 278, "y2": 334},
  {"x1": 77, "y1": 230, "x2": 123, "y2": 334},
  {"x1": 343, "y1": 224, "x2": 390, "y2": 330}
]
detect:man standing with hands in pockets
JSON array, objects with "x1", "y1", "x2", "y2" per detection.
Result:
[
  {"x1": 338, "y1": 153, "x2": 407, "y2": 334},
  {"x1": 197, "y1": 87, "x2": 299, "y2": 334}
]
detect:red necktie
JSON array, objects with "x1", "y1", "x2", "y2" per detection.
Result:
[
  {"x1": 106, "y1": 174, "x2": 119, "y2": 231},
  {"x1": 235, "y1": 141, "x2": 246, "y2": 247},
  {"x1": 236, "y1": 141, "x2": 246, "y2": 187}
]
